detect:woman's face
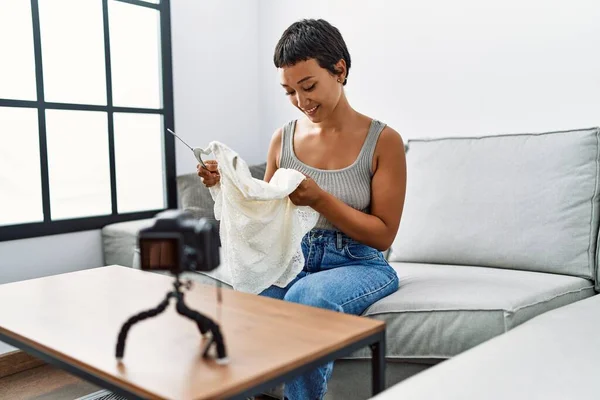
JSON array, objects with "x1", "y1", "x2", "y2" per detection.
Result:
[{"x1": 279, "y1": 58, "x2": 344, "y2": 123}]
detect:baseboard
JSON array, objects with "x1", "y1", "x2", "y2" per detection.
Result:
[{"x1": 0, "y1": 350, "x2": 45, "y2": 379}]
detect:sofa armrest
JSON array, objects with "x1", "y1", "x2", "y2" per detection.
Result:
[{"x1": 101, "y1": 218, "x2": 156, "y2": 267}]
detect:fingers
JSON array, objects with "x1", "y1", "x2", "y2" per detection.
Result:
[
  {"x1": 288, "y1": 175, "x2": 315, "y2": 206},
  {"x1": 196, "y1": 161, "x2": 219, "y2": 174},
  {"x1": 298, "y1": 176, "x2": 311, "y2": 189},
  {"x1": 197, "y1": 161, "x2": 220, "y2": 185},
  {"x1": 197, "y1": 167, "x2": 214, "y2": 179},
  {"x1": 201, "y1": 176, "x2": 220, "y2": 188},
  {"x1": 289, "y1": 185, "x2": 304, "y2": 205},
  {"x1": 197, "y1": 162, "x2": 220, "y2": 187},
  {"x1": 288, "y1": 193, "x2": 299, "y2": 206},
  {"x1": 204, "y1": 160, "x2": 219, "y2": 172}
]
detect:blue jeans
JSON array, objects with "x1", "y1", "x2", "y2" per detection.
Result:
[{"x1": 260, "y1": 229, "x2": 399, "y2": 400}]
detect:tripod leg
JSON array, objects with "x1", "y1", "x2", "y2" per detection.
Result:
[
  {"x1": 201, "y1": 336, "x2": 215, "y2": 357},
  {"x1": 175, "y1": 295, "x2": 228, "y2": 363},
  {"x1": 115, "y1": 293, "x2": 174, "y2": 360},
  {"x1": 174, "y1": 294, "x2": 210, "y2": 335}
]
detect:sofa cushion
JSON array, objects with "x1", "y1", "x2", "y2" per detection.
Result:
[
  {"x1": 102, "y1": 218, "x2": 156, "y2": 267},
  {"x1": 390, "y1": 127, "x2": 600, "y2": 281},
  {"x1": 192, "y1": 261, "x2": 595, "y2": 361},
  {"x1": 596, "y1": 233, "x2": 600, "y2": 291},
  {"x1": 347, "y1": 262, "x2": 595, "y2": 360}
]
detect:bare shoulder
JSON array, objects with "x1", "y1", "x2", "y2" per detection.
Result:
[
  {"x1": 375, "y1": 125, "x2": 405, "y2": 157},
  {"x1": 272, "y1": 126, "x2": 284, "y2": 140},
  {"x1": 373, "y1": 125, "x2": 406, "y2": 172},
  {"x1": 378, "y1": 125, "x2": 404, "y2": 149},
  {"x1": 268, "y1": 127, "x2": 283, "y2": 157},
  {"x1": 265, "y1": 127, "x2": 284, "y2": 178}
]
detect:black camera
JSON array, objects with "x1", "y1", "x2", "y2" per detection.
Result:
[{"x1": 138, "y1": 210, "x2": 220, "y2": 275}]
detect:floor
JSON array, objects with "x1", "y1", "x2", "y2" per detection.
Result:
[
  {"x1": 0, "y1": 363, "x2": 278, "y2": 399},
  {"x1": 0, "y1": 364, "x2": 101, "y2": 400}
]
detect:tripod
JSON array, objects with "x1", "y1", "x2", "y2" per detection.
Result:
[{"x1": 115, "y1": 276, "x2": 228, "y2": 364}]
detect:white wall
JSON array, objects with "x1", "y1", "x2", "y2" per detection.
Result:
[
  {"x1": 258, "y1": 0, "x2": 600, "y2": 143},
  {"x1": 0, "y1": 230, "x2": 103, "y2": 285},
  {"x1": 0, "y1": 230, "x2": 104, "y2": 354},
  {"x1": 171, "y1": 0, "x2": 263, "y2": 174}
]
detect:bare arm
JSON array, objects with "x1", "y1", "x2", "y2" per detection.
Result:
[
  {"x1": 311, "y1": 127, "x2": 407, "y2": 250},
  {"x1": 263, "y1": 127, "x2": 283, "y2": 183}
]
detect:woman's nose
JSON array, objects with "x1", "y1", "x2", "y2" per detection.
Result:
[{"x1": 296, "y1": 93, "x2": 310, "y2": 108}]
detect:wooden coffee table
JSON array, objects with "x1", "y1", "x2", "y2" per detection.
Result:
[{"x1": 0, "y1": 266, "x2": 386, "y2": 399}]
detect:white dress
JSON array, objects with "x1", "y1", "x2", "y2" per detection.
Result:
[{"x1": 201, "y1": 141, "x2": 318, "y2": 294}]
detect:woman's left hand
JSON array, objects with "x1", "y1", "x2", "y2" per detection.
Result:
[{"x1": 289, "y1": 176, "x2": 324, "y2": 207}]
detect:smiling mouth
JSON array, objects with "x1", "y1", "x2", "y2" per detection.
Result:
[{"x1": 304, "y1": 105, "x2": 319, "y2": 115}]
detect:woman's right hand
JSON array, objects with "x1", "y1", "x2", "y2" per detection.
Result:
[{"x1": 197, "y1": 160, "x2": 220, "y2": 187}]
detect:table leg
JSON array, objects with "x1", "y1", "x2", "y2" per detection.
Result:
[{"x1": 370, "y1": 332, "x2": 386, "y2": 395}]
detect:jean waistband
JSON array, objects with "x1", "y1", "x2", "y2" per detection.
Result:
[{"x1": 304, "y1": 229, "x2": 356, "y2": 248}]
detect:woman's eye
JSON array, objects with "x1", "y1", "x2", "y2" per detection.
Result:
[
  {"x1": 303, "y1": 84, "x2": 316, "y2": 91},
  {"x1": 285, "y1": 91, "x2": 295, "y2": 96}
]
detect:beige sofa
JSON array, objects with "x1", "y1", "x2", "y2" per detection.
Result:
[{"x1": 102, "y1": 127, "x2": 600, "y2": 399}]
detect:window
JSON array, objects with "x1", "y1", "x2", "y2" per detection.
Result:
[{"x1": 0, "y1": 0, "x2": 176, "y2": 241}]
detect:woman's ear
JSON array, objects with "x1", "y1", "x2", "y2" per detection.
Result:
[{"x1": 334, "y1": 59, "x2": 347, "y2": 82}]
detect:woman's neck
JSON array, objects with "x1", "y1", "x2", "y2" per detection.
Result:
[{"x1": 308, "y1": 92, "x2": 360, "y2": 134}]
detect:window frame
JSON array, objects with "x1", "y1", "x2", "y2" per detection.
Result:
[{"x1": 0, "y1": 0, "x2": 176, "y2": 242}]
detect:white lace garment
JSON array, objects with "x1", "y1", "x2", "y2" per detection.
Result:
[{"x1": 200, "y1": 141, "x2": 318, "y2": 294}]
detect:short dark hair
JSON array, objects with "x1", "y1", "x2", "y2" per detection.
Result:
[{"x1": 274, "y1": 19, "x2": 351, "y2": 86}]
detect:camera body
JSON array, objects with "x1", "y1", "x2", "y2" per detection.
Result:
[{"x1": 138, "y1": 210, "x2": 220, "y2": 275}]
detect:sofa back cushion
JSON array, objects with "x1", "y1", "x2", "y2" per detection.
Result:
[
  {"x1": 390, "y1": 127, "x2": 600, "y2": 281},
  {"x1": 177, "y1": 163, "x2": 267, "y2": 225}
]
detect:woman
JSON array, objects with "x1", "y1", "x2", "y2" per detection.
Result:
[{"x1": 198, "y1": 19, "x2": 407, "y2": 400}]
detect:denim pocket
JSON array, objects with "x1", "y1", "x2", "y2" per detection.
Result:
[{"x1": 344, "y1": 242, "x2": 380, "y2": 260}]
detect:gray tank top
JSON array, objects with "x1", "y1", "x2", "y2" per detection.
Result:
[{"x1": 279, "y1": 119, "x2": 386, "y2": 231}]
